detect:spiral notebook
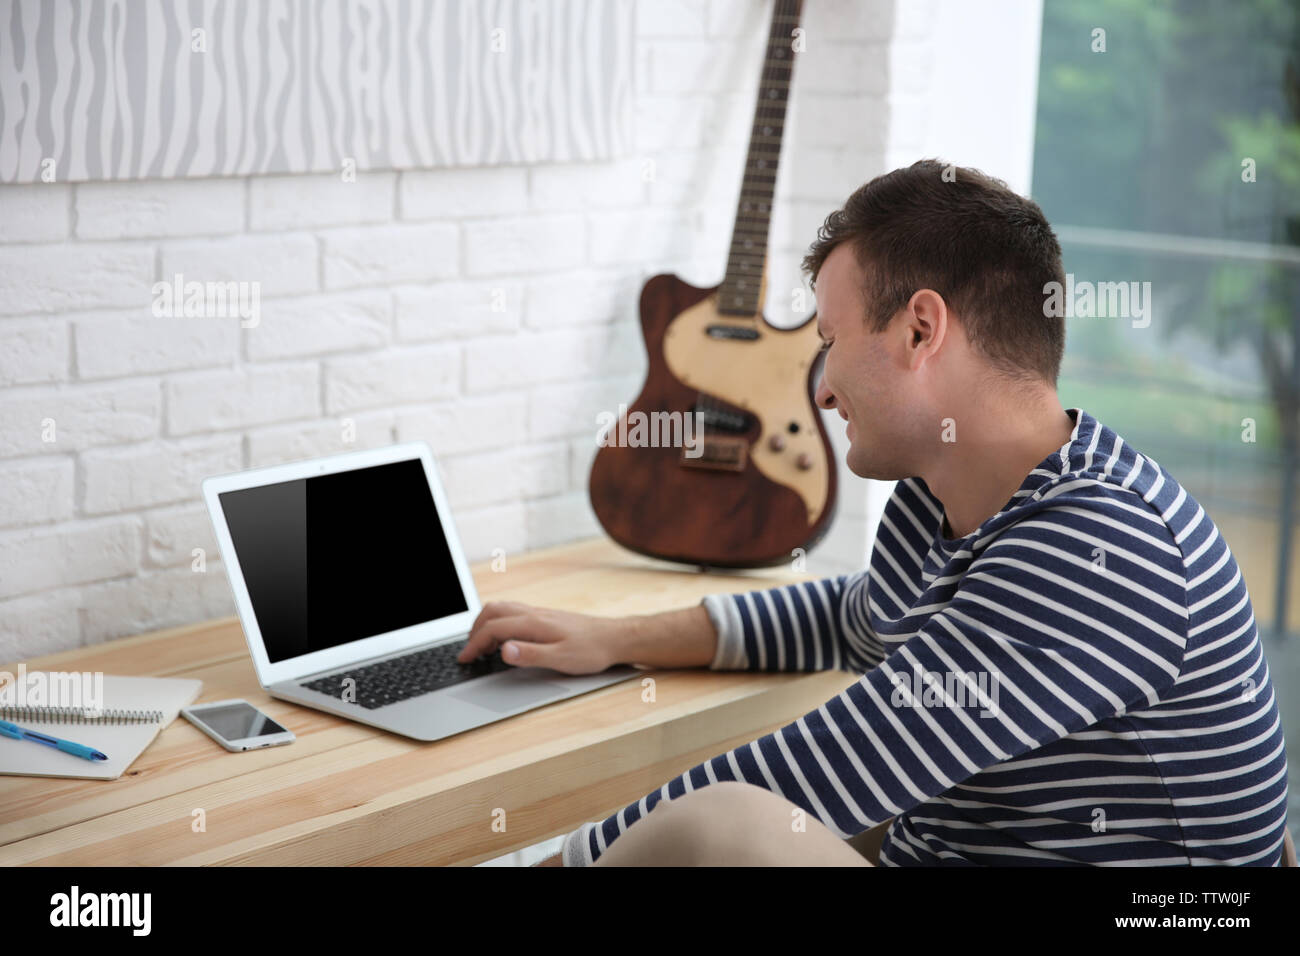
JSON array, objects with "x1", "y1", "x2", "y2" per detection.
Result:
[{"x1": 0, "y1": 674, "x2": 202, "y2": 780}]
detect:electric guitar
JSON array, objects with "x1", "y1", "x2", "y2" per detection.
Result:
[{"x1": 588, "y1": 0, "x2": 836, "y2": 568}]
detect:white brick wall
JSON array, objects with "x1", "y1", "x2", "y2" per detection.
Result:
[{"x1": 0, "y1": 0, "x2": 913, "y2": 660}]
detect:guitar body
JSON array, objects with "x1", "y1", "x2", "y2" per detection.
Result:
[{"x1": 589, "y1": 273, "x2": 837, "y2": 568}]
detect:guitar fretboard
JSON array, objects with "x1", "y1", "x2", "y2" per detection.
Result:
[{"x1": 717, "y1": 0, "x2": 804, "y2": 318}]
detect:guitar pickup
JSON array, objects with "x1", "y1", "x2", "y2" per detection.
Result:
[
  {"x1": 705, "y1": 324, "x2": 760, "y2": 341},
  {"x1": 681, "y1": 436, "x2": 748, "y2": 471}
]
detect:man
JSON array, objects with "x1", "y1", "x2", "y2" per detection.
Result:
[{"x1": 459, "y1": 160, "x2": 1290, "y2": 867}]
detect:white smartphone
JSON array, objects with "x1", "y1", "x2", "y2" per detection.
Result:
[{"x1": 181, "y1": 699, "x2": 296, "y2": 752}]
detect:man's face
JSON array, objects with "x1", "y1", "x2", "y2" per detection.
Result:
[{"x1": 812, "y1": 243, "x2": 925, "y2": 480}]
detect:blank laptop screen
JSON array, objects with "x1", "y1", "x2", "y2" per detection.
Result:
[{"x1": 218, "y1": 457, "x2": 469, "y2": 663}]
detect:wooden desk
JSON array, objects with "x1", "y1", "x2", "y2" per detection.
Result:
[{"x1": 0, "y1": 538, "x2": 855, "y2": 866}]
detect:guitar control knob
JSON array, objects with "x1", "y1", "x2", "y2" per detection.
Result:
[
  {"x1": 796, "y1": 453, "x2": 813, "y2": 471},
  {"x1": 768, "y1": 434, "x2": 786, "y2": 452}
]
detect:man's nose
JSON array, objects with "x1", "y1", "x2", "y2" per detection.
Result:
[{"x1": 814, "y1": 376, "x2": 835, "y2": 410}]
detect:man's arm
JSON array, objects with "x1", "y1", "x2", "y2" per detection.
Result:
[
  {"x1": 458, "y1": 572, "x2": 879, "y2": 675},
  {"x1": 457, "y1": 601, "x2": 718, "y2": 672},
  {"x1": 612, "y1": 574, "x2": 882, "y2": 673},
  {"x1": 611, "y1": 605, "x2": 718, "y2": 669},
  {"x1": 700, "y1": 574, "x2": 885, "y2": 673}
]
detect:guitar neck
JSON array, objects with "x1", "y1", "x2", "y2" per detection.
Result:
[{"x1": 717, "y1": 0, "x2": 804, "y2": 318}]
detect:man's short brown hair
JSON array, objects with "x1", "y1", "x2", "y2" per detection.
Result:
[{"x1": 802, "y1": 159, "x2": 1067, "y2": 385}]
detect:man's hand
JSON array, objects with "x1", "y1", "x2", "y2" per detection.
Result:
[
  {"x1": 458, "y1": 602, "x2": 624, "y2": 674},
  {"x1": 458, "y1": 601, "x2": 717, "y2": 674}
]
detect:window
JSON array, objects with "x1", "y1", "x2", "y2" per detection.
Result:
[{"x1": 1033, "y1": 0, "x2": 1299, "y2": 824}]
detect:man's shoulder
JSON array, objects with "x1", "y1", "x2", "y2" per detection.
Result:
[
  {"x1": 1067, "y1": 421, "x2": 1198, "y2": 507},
  {"x1": 1054, "y1": 413, "x2": 1197, "y2": 526},
  {"x1": 995, "y1": 461, "x2": 1192, "y2": 572}
]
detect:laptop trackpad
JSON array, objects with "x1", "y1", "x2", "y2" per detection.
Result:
[{"x1": 451, "y1": 667, "x2": 573, "y2": 713}]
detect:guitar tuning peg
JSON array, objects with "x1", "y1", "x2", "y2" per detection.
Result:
[{"x1": 795, "y1": 453, "x2": 813, "y2": 471}]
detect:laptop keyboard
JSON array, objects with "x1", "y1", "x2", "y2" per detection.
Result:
[{"x1": 300, "y1": 637, "x2": 512, "y2": 710}]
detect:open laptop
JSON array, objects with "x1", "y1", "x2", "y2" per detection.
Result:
[{"x1": 202, "y1": 441, "x2": 639, "y2": 742}]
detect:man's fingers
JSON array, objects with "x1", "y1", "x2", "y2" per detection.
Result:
[
  {"x1": 460, "y1": 616, "x2": 515, "y2": 661},
  {"x1": 459, "y1": 615, "x2": 555, "y2": 662},
  {"x1": 499, "y1": 637, "x2": 553, "y2": 668},
  {"x1": 462, "y1": 604, "x2": 529, "y2": 660}
]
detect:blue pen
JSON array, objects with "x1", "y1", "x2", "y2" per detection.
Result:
[{"x1": 0, "y1": 718, "x2": 108, "y2": 762}]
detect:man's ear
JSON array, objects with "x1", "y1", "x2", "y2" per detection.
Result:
[{"x1": 901, "y1": 289, "x2": 948, "y2": 369}]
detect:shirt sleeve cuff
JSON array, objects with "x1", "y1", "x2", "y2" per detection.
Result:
[
  {"x1": 702, "y1": 593, "x2": 747, "y2": 670},
  {"x1": 561, "y1": 822, "x2": 598, "y2": 867}
]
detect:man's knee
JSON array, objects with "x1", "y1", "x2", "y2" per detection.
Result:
[
  {"x1": 599, "y1": 782, "x2": 870, "y2": 865},
  {"x1": 647, "y1": 782, "x2": 800, "y2": 862},
  {"x1": 652, "y1": 781, "x2": 779, "y2": 823}
]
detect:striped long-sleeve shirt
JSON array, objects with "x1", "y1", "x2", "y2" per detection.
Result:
[{"x1": 561, "y1": 407, "x2": 1290, "y2": 866}]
